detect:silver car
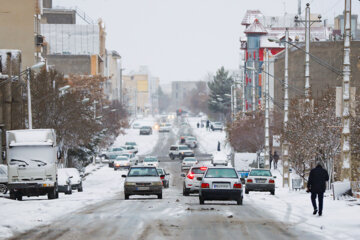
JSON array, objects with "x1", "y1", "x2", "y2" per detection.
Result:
[
  {"x1": 199, "y1": 167, "x2": 243, "y2": 205},
  {"x1": 245, "y1": 169, "x2": 276, "y2": 195},
  {"x1": 181, "y1": 157, "x2": 197, "y2": 171},
  {"x1": 123, "y1": 166, "x2": 163, "y2": 199}
]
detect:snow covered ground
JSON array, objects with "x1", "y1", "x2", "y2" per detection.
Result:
[
  {"x1": 188, "y1": 116, "x2": 360, "y2": 240},
  {"x1": 0, "y1": 117, "x2": 159, "y2": 239}
]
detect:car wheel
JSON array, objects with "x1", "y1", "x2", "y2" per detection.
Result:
[
  {"x1": 17, "y1": 194, "x2": 23, "y2": 201},
  {"x1": 114, "y1": 168, "x2": 117, "y2": 171},
  {"x1": 167, "y1": 182, "x2": 170, "y2": 188},
  {"x1": 270, "y1": 190, "x2": 275, "y2": 195},
  {"x1": 9, "y1": 191, "x2": 16, "y2": 200},
  {"x1": 158, "y1": 193, "x2": 162, "y2": 199},
  {"x1": 237, "y1": 197, "x2": 243, "y2": 205},
  {"x1": 183, "y1": 185, "x2": 189, "y2": 196},
  {"x1": 125, "y1": 194, "x2": 129, "y2": 200},
  {"x1": 48, "y1": 188, "x2": 56, "y2": 200},
  {"x1": 199, "y1": 197, "x2": 205, "y2": 205},
  {"x1": 170, "y1": 154, "x2": 174, "y2": 160},
  {"x1": 78, "y1": 184, "x2": 83, "y2": 192},
  {"x1": 245, "y1": 189, "x2": 249, "y2": 194}
]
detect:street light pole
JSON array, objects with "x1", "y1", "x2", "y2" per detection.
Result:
[
  {"x1": 283, "y1": 28, "x2": 290, "y2": 188},
  {"x1": 26, "y1": 67, "x2": 33, "y2": 129},
  {"x1": 341, "y1": 0, "x2": 352, "y2": 181},
  {"x1": 304, "y1": 4, "x2": 311, "y2": 106},
  {"x1": 264, "y1": 49, "x2": 270, "y2": 168}
]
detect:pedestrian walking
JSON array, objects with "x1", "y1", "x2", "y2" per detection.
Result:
[
  {"x1": 217, "y1": 141, "x2": 221, "y2": 151},
  {"x1": 269, "y1": 151, "x2": 273, "y2": 169},
  {"x1": 206, "y1": 120, "x2": 210, "y2": 131},
  {"x1": 273, "y1": 151, "x2": 279, "y2": 169},
  {"x1": 197, "y1": 122, "x2": 200, "y2": 128},
  {"x1": 307, "y1": 162, "x2": 329, "y2": 216}
]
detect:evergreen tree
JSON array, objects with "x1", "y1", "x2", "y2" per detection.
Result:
[{"x1": 207, "y1": 67, "x2": 233, "y2": 118}]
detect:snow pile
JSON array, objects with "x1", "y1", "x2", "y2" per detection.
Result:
[{"x1": 234, "y1": 152, "x2": 257, "y2": 171}]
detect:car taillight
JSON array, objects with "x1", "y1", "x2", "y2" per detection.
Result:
[
  {"x1": 269, "y1": 179, "x2": 275, "y2": 184},
  {"x1": 247, "y1": 179, "x2": 253, "y2": 183},
  {"x1": 187, "y1": 173, "x2": 194, "y2": 180},
  {"x1": 201, "y1": 183, "x2": 209, "y2": 188},
  {"x1": 160, "y1": 176, "x2": 165, "y2": 180},
  {"x1": 200, "y1": 167, "x2": 207, "y2": 171},
  {"x1": 233, "y1": 183, "x2": 242, "y2": 188}
]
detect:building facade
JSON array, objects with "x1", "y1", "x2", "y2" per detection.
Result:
[{"x1": 171, "y1": 81, "x2": 198, "y2": 110}]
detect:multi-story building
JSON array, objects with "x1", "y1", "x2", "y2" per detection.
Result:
[
  {"x1": 0, "y1": 0, "x2": 44, "y2": 70},
  {"x1": 104, "y1": 50, "x2": 121, "y2": 102},
  {"x1": 123, "y1": 66, "x2": 159, "y2": 116},
  {"x1": 240, "y1": 9, "x2": 331, "y2": 111},
  {"x1": 171, "y1": 81, "x2": 198, "y2": 110}
]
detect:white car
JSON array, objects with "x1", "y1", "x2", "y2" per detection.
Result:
[
  {"x1": 184, "y1": 136, "x2": 197, "y2": 148},
  {"x1": 57, "y1": 168, "x2": 72, "y2": 195},
  {"x1": 211, "y1": 122, "x2": 224, "y2": 131},
  {"x1": 121, "y1": 152, "x2": 139, "y2": 166},
  {"x1": 64, "y1": 168, "x2": 83, "y2": 192},
  {"x1": 169, "y1": 145, "x2": 194, "y2": 160},
  {"x1": 181, "y1": 157, "x2": 197, "y2": 171},
  {"x1": 245, "y1": 169, "x2": 276, "y2": 195},
  {"x1": 132, "y1": 123, "x2": 141, "y2": 129},
  {"x1": 211, "y1": 152, "x2": 229, "y2": 166},
  {"x1": 181, "y1": 165, "x2": 208, "y2": 196},
  {"x1": 114, "y1": 156, "x2": 131, "y2": 170},
  {"x1": 143, "y1": 156, "x2": 159, "y2": 168},
  {"x1": 125, "y1": 142, "x2": 138, "y2": 154},
  {"x1": 199, "y1": 167, "x2": 243, "y2": 205},
  {"x1": 159, "y1": 123, "x2": 171, "y2": 132},
  {"x1": 121, "y1": 145, "x2": 137, "y2": 154}
]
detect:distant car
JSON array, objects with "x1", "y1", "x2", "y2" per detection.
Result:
[
  {"x1": 181, "y1": 165, "x2": 208, "y2": 196},
  {"x1": 211, "y1": 152, "x2": 229, "y2": 166},
  {"x1": 0, "y1": 165, "x2": 8, "y2": 194},
  {"x1": 121, "y1": 145, "x2": 137, "y2": 154},
  {"x1": 125, "y1": 142, "x2": 138, "y2": 154},
  {"x1": 237, "y1": 170, "x2": 250, "y2": 184},
  {"x1": 132, "y1": 123, "x2": 141, "y2": 129},
  {"x1": 57, "y1": 168, "x2": 72, "y2": 195},
  {"x1": 245, "y1": 169, "x2": 275, "y2": 195},
  {"x1": 169, "y1": 145, "x2": 194, "y2": 160},
  {"x1": 123, "y1": 166, "x2": 163, "y2": 199},
  {"x1": 103, "y1": 147, "x2": 125, "y2": 160},
  {"x1": 140, "y1": 126, "x2": 152, "y2": 135},
  {"x1": 211, "y1": 122, "x2": 224, "y2": 131},
  {"x1": 181, "y1": 157, "x2": 197, "y2": 171},
  {"x1": 184, "y1": 136, "x2": 197, "y2": 148},
  {"x1": 159, "y1": 123, "x2": 171, "y2": 132},
  {"x1": 114, "y1": 156, "x2": 131, "y2": 170},
  {"x1": 108, "y1": 154, "x2": 119, "y2": 167},
  {"x1": 143, "y1": 156, "x2": 159, "y2": 168},
  {"x1": 157, "y1": 168, "x2": 170, "y2": 188},
  {"x1": 199, "y1": 167, "x2": 243, "y2": 205},
  {"x1": 121, "y1": 152, "x2": 139, "y2": 166},
  {"x1": 64, "y1": 168, "x2": 83, "y2": 192}
]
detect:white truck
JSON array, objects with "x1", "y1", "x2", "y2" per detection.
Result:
[{"x1": 6, "y1": 129, "x2": 60, "y2": 200}]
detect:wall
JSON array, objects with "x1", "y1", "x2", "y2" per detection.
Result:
[
  {"x1": 47, "y1": 55, "x2": 91, "y2": 75},
  {"x1": 42, "y1": 9, "x2": 76, "y2": 24},
  {"x1": 0, "y1": 0, "x2": 37, "y2": 70}
]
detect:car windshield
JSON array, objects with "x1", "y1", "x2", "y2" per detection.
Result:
[
  {"x1": 141, "y1": 126, "x2": 151, "y2": 129},
  {"x1": 170, "y1": 146, "x2": 177, "y2": 150},
  {"x1": 121, "y1": 154, "x2": 131, "y2": 158},
  {"x1": 214, "y1": 122, "x2": 222, "y2": 125},
  {"x1": 187, "y1": 137, "x2": 195, "y2": 141},
  {"x1": 144, "y1": 158, "x2": 157, "y2": 162},
  {"x1": 157, "y1": 169, "x2": 164, "y2": 175},
  {"x1": 166, "y1": 124, "x2": 171, "y2": 126},
  {"x1": 249, "y1": 170, "x2": 272, "y2": 177},
  {"x1": 109, "y1": 155, "x2": 118, "y2": 159},
  {"x1": 191, "y1": 167, "x2": 207, "y2": 174},
  {"x1": 128, "y1": 167, "x2": 158, "y2": 177},
  {"x1": 126, "y1": 142, "x2": 136, "y2": 146},
  {"x1": 185, "y1": 158, "x2": 196, "y2": 162},
  {"x1": 112, "y1": 148, "x2": 123, "y2": 151},
  {"x1": 179, "y1": 146, "x2": 189, "y2": 150},
  {"x1": 205, "y1": 168, "x2": 238, "y2": 178},
  {"x1": 116, "y1": 157, "x2": 128, "y2": 161}
]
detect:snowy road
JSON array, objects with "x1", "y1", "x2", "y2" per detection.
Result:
[{"x1": 7, "y1": 119, "x2": 321, "y2": 240}]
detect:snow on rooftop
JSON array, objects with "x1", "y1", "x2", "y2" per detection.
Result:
[
  {"x1": 241, "y1": 10, "x2": 264, "y2": 26},
  {"x1": 244, "y1": 19, "x2": 267, "y2": 34},
  {"x1": 7, "y1": 129, "x2": 56, "y2": 146}
]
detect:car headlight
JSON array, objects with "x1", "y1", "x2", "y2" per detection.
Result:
[
  {"x1": 152, "y1": 181, "x2": 162, "y2": 186},
  {"x1": 125, "y1": 182, "x2": 136, "y2": 186}
]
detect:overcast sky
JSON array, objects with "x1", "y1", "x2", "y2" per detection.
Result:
[{"x1": 54, "y1": 0, "x2": 358, "y2": 84}]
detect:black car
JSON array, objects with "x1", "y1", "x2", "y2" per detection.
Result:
[{"x1": 140, "y1": 126, "x2": 152, "y2": 135}]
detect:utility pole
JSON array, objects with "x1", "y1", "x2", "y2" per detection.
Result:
[
  {"x1": 341, "y1": 0, "x2": 352, "y2": 181},
  {"x1": 264, "y1": 49, "x2": 270, "y2": 168},
  {"x1": 26, "y1": 67, "x2": 33, "y2": 129},
  {"x1": 295, "y1": 3, "x2": 321, "y2": 109},
  {"x1": 282, "y1": 28, "x2": 290, "y2": 188}
]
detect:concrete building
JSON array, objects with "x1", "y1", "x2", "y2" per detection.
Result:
[
  {"x1": 104, "y1": 50, "x2": 122, "y2": 102},
  {"x1": 123, "y1": 66, "x2": 159, "y2": 116},
  {"x1": 333, "y1": 14, "x2": 359, "y2": 40},
  {"x1": 171, "y1": 81, "x2": 198, "y2": 109},
  {"x1": 0, "y1": 0, "x2": 43, "y2": 70}
]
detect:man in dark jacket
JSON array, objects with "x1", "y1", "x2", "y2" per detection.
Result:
[
  {"x1": 307, "y1": 162, "x2": 329, "y2": 216},
  {"x1": 273, "y1": 151, "x2": 279, "y2": 169}
]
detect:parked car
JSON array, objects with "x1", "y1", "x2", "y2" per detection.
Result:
[
  {"x1": 211, "y1": 152, "x2": 229, "y2": 166},
  {"x1": 103, "y1": 147, "x2": 125, "y2": 160},
  {"x1": 64, "y1": 168, "x2": 83, "y2": 192},
  {"x1": 211, "y1": 122, "x2": 224, "y2": 131},
  {"x1": 181, "y1": 157, "x2": 197, "y2": 171},
  {"x1": 125, "y1": 142, "x2": 138, "y2": 154},
  {"x1": 184, "y1": 136, "x2": 197, "y2": 148},
  {"x1": 143, "y1": 156, "x2": 159, "y2": 168},
  {"x1": 169, "y1": 145, "x2": 194, "y2": 160},
  {"x1": 157, "y1": 168, "x2": 170, "y2": 188},
  {"x1": 132, "y1": 123, "x2": 142, "y2": 129},
  {"x1": 181, "y1": 165, "x2": 208, "y2": 196},
  {"x1": 114, "y1": 156, "x2": 131, "y2": 170},
  {"x1": 121, "y1": 152, "x2": 139, "y2": 166},
  {"x1": 199, "y1": 167, "x2": 243, "y2": 205},
  {"x1": 0, "y1": 164, "x2": 8, "y2": 194},
  {"x1": 237, "y1": 170, "x2": 250, "y2": 184},
  {"x1": 245, "y1": 169, "x2": 276, "y2": 195},
  {"x1": 140, "y1": 126, "x2": 153, "y2": 135},
  {"x1": 121, "y1": 145, "x2": 137, "y2": 154},
  {"x1": 57, "y1": 168, "x2": 72, "y2": 195},
  {"x1": 123, "y1": 166, "x2": 163, "y2": 199}
]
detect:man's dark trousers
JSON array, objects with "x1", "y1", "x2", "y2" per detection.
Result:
[{"x1": 311, "y1": 192, "x2": 324, "y2": 213}]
